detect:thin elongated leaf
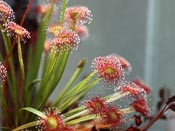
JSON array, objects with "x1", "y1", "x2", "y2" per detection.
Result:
[
  {"x1": 40, "y1": 47, "x2": 59, "y2": 90},
  {"x1": 0, "y1": 25, "x2": 12, "y2": 52},
  {"x1": 25, "y1": 79, "x2": 41, "y2": 106},
  {"x1": 33, "y1": 48, "x2": 59, "y2": 108},
  {"x1": 54, "y1": 72, "x2": 96, "y2": 105},
  {"x1": 25, "y1": 3, "x2": 54, "y2": 108},
  {"x1": 1, "y1": 26, "x2": 17, "y2": 106},
  {"x1": 58, "y1": 79, "x2": 99, "y2": 111},
  {"x1": 51, "y1": 58, "x2": 86, "y2": 106},
  {"x1": 49, "y1": 50, "x2": 70, "y2": 93},
  {"x1": 21, "y1": 107, "x2": 46, "y2": 119},
  {"x1": 35, "y1": 50, "x2": 70, "y2": 109},
  {"x1": 26, "y1": 3, "x2": 54, "y2": 86},
  {"x1": 11, "y1": 121, "x2": 39, "y2": 131},
  {"x1": 59, "y1": 90, "x2": 87, "y2": 112}
]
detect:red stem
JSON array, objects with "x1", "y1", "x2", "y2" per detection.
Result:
[
  {"x1": 141, "y1": 105, "x2": 168, "y2": 131},
  {"x1": 20, "y1": 0, "x2": 33, "y2": 26}
]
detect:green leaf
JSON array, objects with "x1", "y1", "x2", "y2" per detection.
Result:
[
  {"x1": 33, "y1": 47, "x2": 59, "y2": 108},
  {"x1": 21, "y1": 107, "x2": 46, "y2": 119},
  {"x1": 25, "y1": 79, "x2": 41, "y2": 106},
  {"x1": 0, "y1": 25, "x2": 12, "y2": 52},
  {"x1": 26, "y1": 3, "x2": 54, "y2": 86},
  {"x1": 40, "y1": 47, "x2": 59, "y2": 89},
  {"x1": 49, "y1": 50, "x2": 70, "y2": 93},
  {"x1": 0, "y1": 25, "x2": 17, "y2": 107},
  {"x1": 25, "y1": 3, "x2": 54, "y2": 109},
  {"x1": 35, "y1": 49, "x2": 70, "y2": 109}
]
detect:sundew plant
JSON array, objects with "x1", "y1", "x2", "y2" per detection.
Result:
[{"x1": 0, "y1": 0, "x2": 175, "y2": 131}]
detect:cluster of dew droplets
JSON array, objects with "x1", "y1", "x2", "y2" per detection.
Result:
[
  {"x1": 0, "y1": 1, "x2": 15, "y2": 26},
  {"x1": 113, "y1": 80, "x2": 151, "y2": 118},
  {"x1": 89, "y1": 54, "x2": 152, "y2": 129},
  {"x1": 102, "y1": 105, "x2": 123, "y2": 127},
  {"x1": 83, "y1": 92, "x2": 133, "y2": 128},
  {"x1": 65, "y1": 6, "x2": 93, "y2": 25},
  {"x1": 77, "y1": 6, "x2": 93, "y2": 25},
  {"x1": 131, "y1": 98, "x2": 151, "y2": 117},
  {"x1": 37, "y1": 107, "x2": 63, "y2": 131},
  {"x1": 0, "y1": 62, "x2": 7, "y2": 81},
  {"x1": 51, "y1": 29, "x2": 80, "y2": 53},
  {"x1": 132, "y1": 78, "x2": 151, "y2": 94},
  {"x1": 73, "y1": 24, "x2": 89, "y2": 40},
  {"x1": 113, "y1": 53, "x2": 132, "y2": 74},
  {"x1": 5, "y1": 21, "x2": 31, "y2": 43},
  {"x1": 91, "y1": 55, "x2": 125, "y2": 88},
  {"x1": 47, "y1": 23, "x2": 63, "y2": 36},
  {"x1": 0, "y1": 2, "x2": 31, "y2": 43},
  {"x1": 85, "y1": 93, "x2": 108, "y2": 115},
  {"x1": 115, "y1": 81, "x2": 147, "y2": 100}
]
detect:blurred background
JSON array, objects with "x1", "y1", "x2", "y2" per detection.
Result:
[{"x1": 3, "y1": 0, "x2": 175, "y2": 130}]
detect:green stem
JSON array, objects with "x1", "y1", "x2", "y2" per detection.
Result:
[
  {"x1": 64, "y1": 106, "x2": 86, "y2": 117},
  {"x1": 64, "y1": 110, "x2": 88, "y2": 122},
  {"x1": 59, "y1": 80, "x2": 98, "y2": 112},
  {"x1": 60, "y1": 0, "x2": 67, "y2": 25},
  {"x1": 62, "y1": 79, "x2": 100, "y2": 119},
  {"x1": 120, "y1": 107, "x2": 136, "y2": 114},
  {"x1": 105, "y1": 92, "x2": 129, "y2": 103},
  {"x1": 53, "y1": 72, "x2": 96, "y2": 107},
  {"x1": 66, "y1": 114, "x2": 97, "y2": 125},
  {"x1": 17, "y1": 35, "x2": 25, "y2": 81},
  {"x1": 141, "y1": 105, "x2": 167, "y2": 131},
  {"x1": 71, "y1": 21, "x2": 76, "y2": 30}
]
